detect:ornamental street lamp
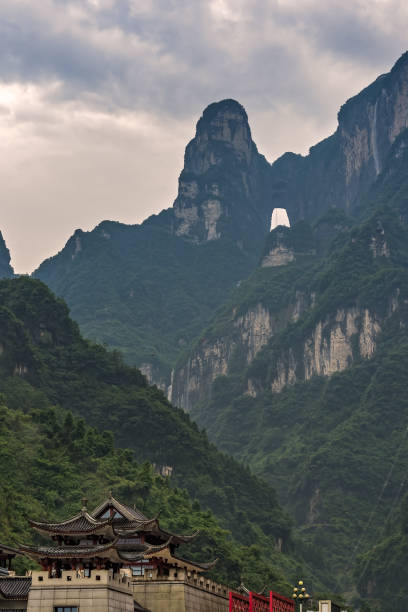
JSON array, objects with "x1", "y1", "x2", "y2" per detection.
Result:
[{"x1": 292, "y1": 580, "x2": 310, "y2": 612}]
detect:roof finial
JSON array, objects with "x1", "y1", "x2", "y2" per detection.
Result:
[
  {"x1": 108, "y1": 490, "x2": 113, "y2": 499},
  {"x1": 81, "y1": 497, "x2": 88, "y2": 511}
]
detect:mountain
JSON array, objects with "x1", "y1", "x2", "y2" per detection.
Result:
[
  {"x1": 0, "y1": 275, "x2": 308, "y2": 593},
  {"x1": 34, "y1": 54, "x2": 408, "y2": 396},
  {"x1": 167, "y1": 127, "x2": 408, "y2": 611},
  {"x1": 28, "y1": 51, "x2": 408, "y2": 610},
  {"x1": 0, "y1": 231, "x2": 13, "y2": 278},
  {"x1": 34, "y1": 100, "x2": 274, "y2": 387},
  {"x1": 271, "y1": 52, "x2": 408, "y2": 224},
  {"x1": 168, "y1": 98, "x2": 272, "y2": 248}
]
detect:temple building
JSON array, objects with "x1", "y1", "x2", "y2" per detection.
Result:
[
  {"x1": 0, "y1": 545, "x2": 31, "y2": 611},
  {"x1": 14, "y1": 493, "x2": 228, "y2": 612},
  {"x1": 20, "y1": 493, "x2": 215, "y2": 579}
]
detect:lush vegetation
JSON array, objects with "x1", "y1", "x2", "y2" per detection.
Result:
[
  {"x1": 0, "y1": 379, "x2": 293, "y2": 590},
  {"x1": 173, "y1": 148, "x2": 408, "y2": 611},
  {"x1": 34, "y1": 99, "x2": 273, "y2": 384},
  {"x1": 0, "y1": 276, "x2": 307, "y2": 594},
  {"x1": 34, "y1": 223, "x2": 257, "y2": 384}
]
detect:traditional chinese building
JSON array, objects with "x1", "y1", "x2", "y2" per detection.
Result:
[
  {"x1": 18, "y1": 494, "x2": 226, "y2": 612},
  {"x1": 20, "y1": 493, "x2": 215, "y2": 580},
  {"x1": 0, "y1": 545, "x2": 31, "y2": 611}
]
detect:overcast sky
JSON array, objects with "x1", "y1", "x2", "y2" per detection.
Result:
[{"x1": 0, "y1": 0, "x2": 407, "y2": 273}]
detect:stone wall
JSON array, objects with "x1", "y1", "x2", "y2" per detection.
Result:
[
  {"x1": 26, "y1": 570, "x2": 133, "y2": 612},
  {"x1": 132, "y1": 573, "x2": 229, "y2": 612}
]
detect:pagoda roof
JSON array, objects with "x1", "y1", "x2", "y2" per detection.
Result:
[
  {"x1": 116, "y1": 541, "x2": 172, "y2": 563},
  {"x1": 143, "y1": 546, "x2": 217, "y2": 573},
  {"x1": 113, "y1": 520, "x2": 198, "y2": 545},
  {"x1": 19, "y1": 540, "x2": 119, "y2": 561},
  {"x1": 0, "y1": 544, "x2": 20, "y2": 557},
  {"x1": 18, "y1": 539, "x2": 172, "y2": 564},
  {"x1": 29, "y1": 510, "x2": 114, "y2": 537},
  {"x1": 0, "y1": 577, "x2": 31, "y2": 600},
  {"x1": 91, "y1": 494, "x2": 199, "y2": 545},
  {"x1": 92, "y1": 495, "x2": 149, "y2": 522}
]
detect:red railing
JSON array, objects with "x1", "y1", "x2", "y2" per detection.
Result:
[
  {"x1": 269, "y1": 591, "x2": 295, "y2": 612},
  {"x1": 249, "y1": 591, "x2": 269, "y2": 612},
  {"x1": 229, "y1": 592, "x2": 250, "y2": 612}
]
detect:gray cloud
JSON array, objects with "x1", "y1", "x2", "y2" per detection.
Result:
[
  {"x1": 1, "y1": 0, "x2": 405, "y2": 116},
  {"x1": 0, "y1": 0, "x2": 406, "y2": 272}
]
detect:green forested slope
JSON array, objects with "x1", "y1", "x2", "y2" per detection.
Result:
[
  {"x1": 34, "y1": 222, "x2": 255, "y2": 383},
  {"x1": 173, "y1": 137, "x2": 408, "y2": 610},
  {"x1": 0, "y1": 379, "x2": 290, "y2": 590},
  {"x1": 0, "y1": 276, "x2": 308, "y2": 594}
]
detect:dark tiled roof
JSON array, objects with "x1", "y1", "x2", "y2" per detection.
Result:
[
  {"x1": 0, "y1": 577, "x2": 31, "y2": 600},
  {"x1": 0, "y1": 545, "x2": 20, "y2": 556},
  {"x1": 172, "y1": 555, "x2": 218, "y2": 571},
  {"x1": 113, "y1": 518, "x2": 158, "y2": 532},
  {"x1": 117, "y1": 540, "x2": 171, "y2": 562},
  {"x1": 20, "y1": 540, "x2": 118, "y2": 559},
  {"x1": 30, "y1": 511, "x2": 112, "y2": 535},
  {"x1": 113, "y1": 519, "x2": 199, "y2": 545},
  {"x1": 91, "y1": 496, "x2": 149, "y2": 522}
]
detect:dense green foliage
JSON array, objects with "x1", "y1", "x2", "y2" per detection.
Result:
[
  {"x1": 0, "y1": 379, "x2": 292, "y2": 590},
  {"x1": 0, "y1": 276, "x2": 304, "y2": 593},
  {"x1": 34, "y1": 223, "x2": 256, "y2": 383},
  {"x1": 177, "y1": 198, "x2": 408, "y2": 611}
]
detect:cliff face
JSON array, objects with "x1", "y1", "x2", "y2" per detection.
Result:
[
  {"x1": 170, "y1": 200, "x2": 408, "y2": 414},
  {"x1": 171, "y1": 291, "x2": 313, "y2": 411},
  {"x1": 172, "y1": 99, "x2": 273, "y2": 251},
  {"x1": 0, "y1": 232, "x2": 14, "y2": 278},
  {"x1": 271, "y1": 52, "x2": 408, "y2": 224},
  {"x1": 171, "y1": 291, "x2": 399, "y2": 411}
]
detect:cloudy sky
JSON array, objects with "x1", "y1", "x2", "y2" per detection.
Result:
[{"x1": 0, "y1": 0, "x2": 407, "y2": 272}]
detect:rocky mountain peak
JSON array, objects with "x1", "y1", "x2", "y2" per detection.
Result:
[
  {"x1": 0, "y1": 231, "x2": 14, "y2": 278},
  {"x1": 184, "y1": 99, "x2": 254, "y2": 174},
  {"x1": 270, "y1": 51, "x2": 408, "y2": 227},
  {"x1": 172, "y1": 99, "x2": 271, "y2": 248}
]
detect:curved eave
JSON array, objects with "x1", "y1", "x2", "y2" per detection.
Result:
[
  {"x1": 29, "y1": 512, "x2": 113, "y2": 537},
  {"x1": 155, "y1": 527, "x2": 199, "y2": 545},
  {"x1": 116, "y1": 519, "x2": 199, "y2": 544},
  {"x1": 19, "y1": 539, "x2": 119, "y2": 561},
  {"x1": 117, "y1": 538, "x2": 173, "y2": 563},
  {"x1": 0, "y1": 544, "x2": 21, "y2": 556},
  {"x1": 91, "y1": 496, "x2": 150, "y2": 523},
  {"x1": 144, "y1": 546, "x2": 217, "y2": 573},
  {"x1": 113, "y1": 518, "x2": 159, "y2": 537}
]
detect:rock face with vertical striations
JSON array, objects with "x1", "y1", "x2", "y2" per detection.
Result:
[
  {"x1": 0, "y1": 232, "x2": 14, "y2": 279},
  {"x1": 172, "y1": 99, "x2": 273, "y2": 252},
  {"x1": 271, "y1": 52, "x2": 408, "y2": 224}
]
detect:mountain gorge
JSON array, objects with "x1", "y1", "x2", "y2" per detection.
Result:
[
  {"x1": 3, "y1": 51, "x2": 408, "y2": 611},
  {"x1": 0, "y1": 276, "x2": 303, "y2": 593},
  {"x1": 34, "y1": 99, "x2": 274, "y2": 387}
]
